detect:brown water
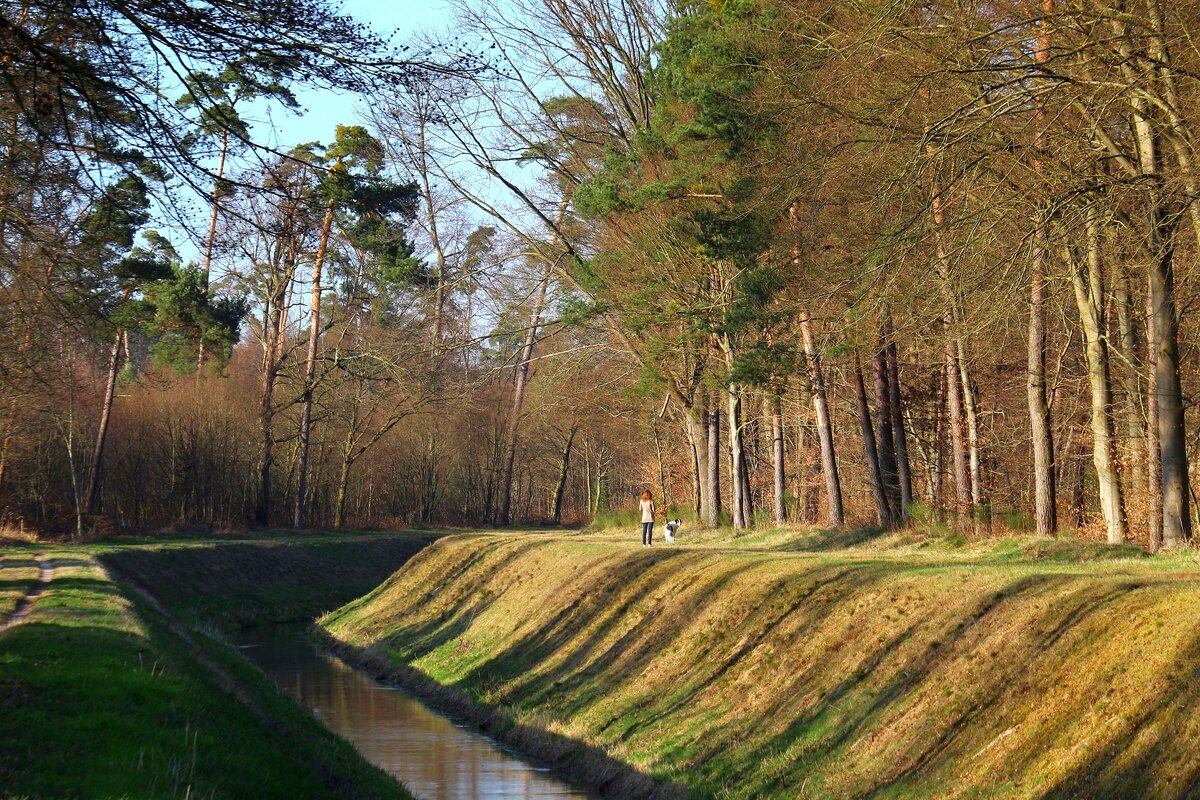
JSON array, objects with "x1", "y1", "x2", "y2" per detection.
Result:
[{"x1": 239, "y1": 628, "x2": 598, "y2": 800}]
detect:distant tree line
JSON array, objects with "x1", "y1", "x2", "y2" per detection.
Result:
[{"x1": 3, "y1": 0, "x2": 1199, "y2": 547}]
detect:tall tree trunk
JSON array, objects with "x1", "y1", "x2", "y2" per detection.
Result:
[
  {"x1": 294, "y1": 204, "x2": 336, "y2": 529},
  {"x1": 333, "y1": 453, "x2": 353, "y2": 530},
  {"x1": 551, "y1": 426, "x2": 574, "y2": 525},
  {"x1": 1027, "y1": 0, "x2": 1058, "y2": 537},
  {"x1": 944, "y1": 312, "x2": 971, "y2": 521},
  {"x1": 872, "y1": 340, "x2": 900, "y2": 519},
  {"x1": 1028, "y1": 228, "x2": 1057, "y2": 535},
  {"x1": 651, "y1": 416, "x2": 668, "y2": 517},
  {"x1": 498, "y1": 262, "x2": 553, "y2": 526},
  {"x1": 886, "y1": 328, "x2": 913, "y2": 521},
  {"x1": 852, "y1": 354, "x2": 892, "y2": 528},
  {"x1": 729, "y1": 386, "x2": 746, "y2": 530},
  {"x1": 707, "y1": 391, "x2": 721, "y2": 528},
  {"x1": 1117, "y1": 12, "x2": 1189, "y2": 545},
  {"x1": 84, "y1": 330, "x2": 124, "y2": 515},
  {"x1": 958, "y1": 342, "x2": 983, "y2": 510},
  {"x1": 683, "y1": 408, "x2": 709, "y2": 519},
  {"x1": 797, "y1": 382, "x2": 819, "y2": 524},
  {"x1": 771, "y1": 389, "x2": 786, "y2": 526},
  {"x1": 932, "y1": 192, "x2": 972, "y2": 521},
  {"x1": 1067, "y1": 214, "x2": 1127, "y2": 543},
  {"x1": 1114, "y1": 267, "x2": 1145, "y2": 500},
  {"x1": 800, "y1": 313, "x2": 844, "y2": 526},
  {"x1": 1146, "y1": 281, "x2": 1163, "y2": 551},
  {"x1": 932, "y1": 366, "x2": 945, "y2": 515},
  {"x1": 1149, "y1": 214, "x2": 1189, "y2": 546}
]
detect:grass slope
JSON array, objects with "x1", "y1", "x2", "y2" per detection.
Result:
[
  {"x1": 0, "y1": 532, "x2": 437, "y2": 800},
  {"x1": 321, "y1": 528, "x2": 1200, "y2": 799}
]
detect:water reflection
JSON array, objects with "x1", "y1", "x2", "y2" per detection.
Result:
[{"x1": 240, "y1": 628, "x2": 596, "y2": 800}]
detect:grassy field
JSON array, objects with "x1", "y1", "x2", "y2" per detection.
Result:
[
  {"x1": 0, "y1": 531, "x2": 435, "y2": 800},
  {"x1": 321, "y1": 526, "x2": 1200, "y2": 799}
]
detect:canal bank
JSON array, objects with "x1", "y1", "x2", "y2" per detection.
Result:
[{"x1": 98, "y1": 531, "x2": 657, "y2": 799}]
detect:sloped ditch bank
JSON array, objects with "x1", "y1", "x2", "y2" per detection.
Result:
[
  {"x1": 103, "y1": 533, "x2": 653, "y2": 799},
  {"x1": 316, "y1": 629, "x2": 689, "y2": 800}
]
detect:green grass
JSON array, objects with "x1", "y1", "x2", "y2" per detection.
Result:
[
  {"x1": 0, "y1": 552, "x2": 41, "y2": 618},
  {"x1": 0, "y1": 548, "x2": 414, "y2": 800},
  {"x1": 321, "y1": 526, "x2": 1200, "y2": 799}
]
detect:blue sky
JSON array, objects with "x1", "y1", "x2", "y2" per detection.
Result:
[
  {"x1": 167, "y1": 1, "x2": 460, "y2": 263},
  {"x1": 251, "y1": 0, "x2": 456, "y2": 148}
]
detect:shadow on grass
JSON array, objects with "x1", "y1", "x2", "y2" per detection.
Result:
[{"x1": 99, "y1": 535, "x2": 437, "y2": 627}]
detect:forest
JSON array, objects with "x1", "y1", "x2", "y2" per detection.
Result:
[{"x1": 2, "y1": 0, "x2": 1198, "y2": 549}]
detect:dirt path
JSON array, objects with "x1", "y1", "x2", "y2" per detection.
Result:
[{"x1": 0, "y1": 555, "x2": 53, "y2": 631}]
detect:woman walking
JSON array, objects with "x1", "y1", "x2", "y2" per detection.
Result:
[{"x1": 639, "y1": 489, "x2": 655, "y2": 546}]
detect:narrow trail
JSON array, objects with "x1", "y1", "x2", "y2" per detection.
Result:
[{"x1": 1, "y1": 555, "x2": 53, "y2": 631}]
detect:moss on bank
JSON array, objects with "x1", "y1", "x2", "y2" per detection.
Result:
[{"x1": 321, "y1": 528, "x2": 1200, "y2": 799}]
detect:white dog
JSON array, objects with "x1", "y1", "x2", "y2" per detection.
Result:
[{"x1": 664, "y1": 519, "x2": 682, "y2": 544}]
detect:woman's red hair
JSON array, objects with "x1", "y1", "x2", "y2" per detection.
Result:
[{"x1": 641, "y1": 489, "x2": 653, "y2": 501}]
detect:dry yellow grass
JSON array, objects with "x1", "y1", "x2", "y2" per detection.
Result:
[{"x1": 322, "y1": 528, "x2": 1200, "y2": 799}]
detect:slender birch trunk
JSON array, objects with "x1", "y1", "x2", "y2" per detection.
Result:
[
  {"x1": 1149, "y1": 214, "x2": 1188, "y2": 546},
  {"x1": 800, "y1": 313, "x2": 843, "y2": 526},
  {"x1": 1066, "y1": 214, "x2": 1127, "y2": 543},
  {"x1": 958, "y1": 342, "x2": 983, "y2": 510},
  {"x1": 683, "y1": 408, "x2": 709, "y2": 518},
  {"x1": 728, "y1": 386, "x2": 746, "y2": 530},
  {"x1": 257, "y1": 274, "x2": 289, "y2": 526},
  {"x1": 652, "y1": 416, "x2": 668, "y2": 514},
  {"x1": 1116, "y1": 11, "x2": 1189, "y2": 545},
  {"x1": 707, "y1": 391, "x2": 721, "y2": 527},
  {"x1": 931, "y1": 194, "x2": 971, "y2": 521}
]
